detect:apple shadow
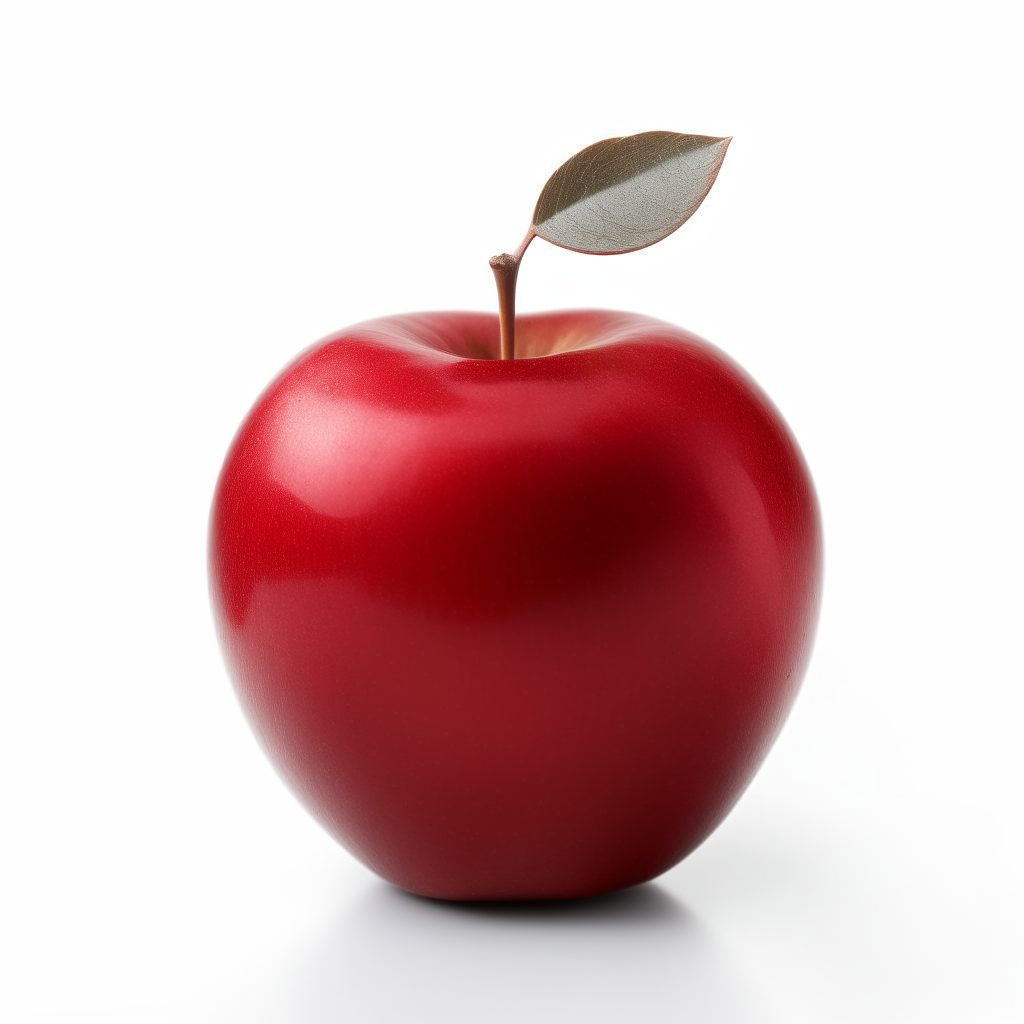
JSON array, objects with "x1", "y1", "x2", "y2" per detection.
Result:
[{"x1": 274, "y1": 881, "x2": 770, "y2": 1024}]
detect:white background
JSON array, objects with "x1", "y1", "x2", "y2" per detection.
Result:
[{"x1": 1, "y1": 2, "x2": 1022, "y2": 1021}]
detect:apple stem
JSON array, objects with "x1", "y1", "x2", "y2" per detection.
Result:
[{"x1": 489, "y1": 231, "x2": 535, "y2": 359}]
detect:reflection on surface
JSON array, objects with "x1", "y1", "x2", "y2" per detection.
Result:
[{"x1": 275, "y1": 882, "x2": 768, "y2": 1024}]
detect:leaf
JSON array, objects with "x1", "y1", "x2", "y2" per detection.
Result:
[{"x1": 531, "y1": 131, "x2": 731, "y2": 255}]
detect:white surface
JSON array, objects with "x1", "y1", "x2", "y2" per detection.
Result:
[{"x1": 1, "y1": 2, "x2": 1022, "y2": 1021}]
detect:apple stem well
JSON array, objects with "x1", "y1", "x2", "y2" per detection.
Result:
[{"x1": 488, "y1": 132, "x2": 732, "y2": 359}]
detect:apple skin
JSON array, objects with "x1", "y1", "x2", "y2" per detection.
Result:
[{"x1": 209, "y1": 310, "x2": 821, "y2": 901}]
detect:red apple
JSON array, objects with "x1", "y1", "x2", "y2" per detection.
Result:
[{"x1": 209, "y1": 309, "x2": 821, "y2": 901}]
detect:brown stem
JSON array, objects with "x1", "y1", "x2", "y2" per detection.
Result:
[
  {"x1": 489, "y1": 255, "x2": 518, "y2": 360},
  {"x1": 489, "y1": 231, "x2": 535, "y2": 360}
]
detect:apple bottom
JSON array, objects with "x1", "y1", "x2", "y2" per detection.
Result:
[{"x1": 222, "y1": 545, "x2": 808, "y2": 902}]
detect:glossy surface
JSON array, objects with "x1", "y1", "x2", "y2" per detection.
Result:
[{"x1": 209, "y1": 311, "x2": 822, "y2": 901}]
